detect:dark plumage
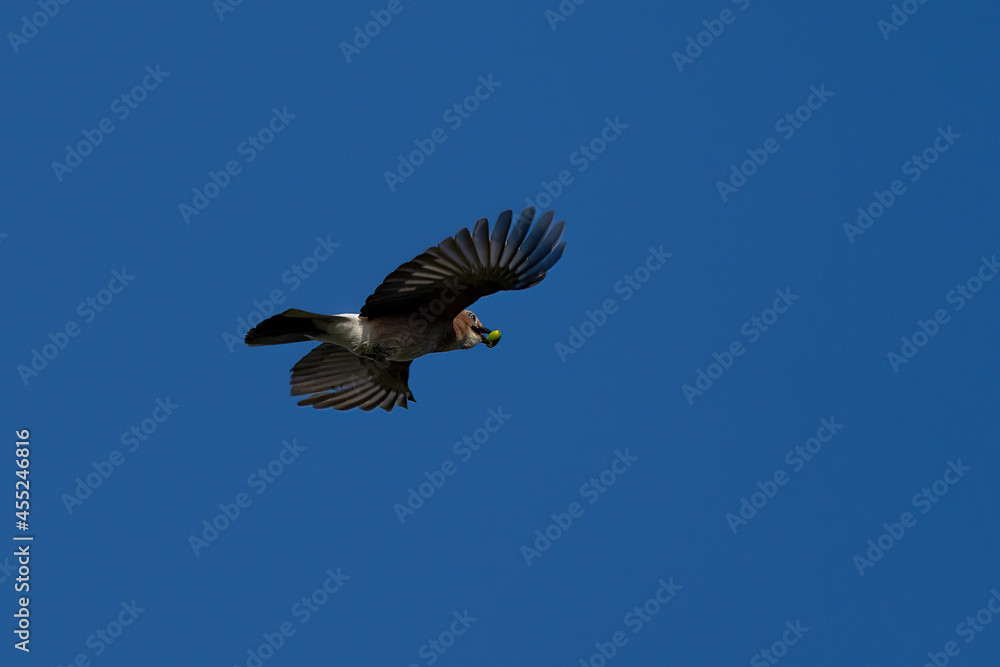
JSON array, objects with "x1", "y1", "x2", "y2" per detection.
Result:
[{"x1": 245, "y1": 207, "x2": 566, "y2": 411}]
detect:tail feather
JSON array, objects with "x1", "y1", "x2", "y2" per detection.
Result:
[{"x1": 245, "y1": 309, "x2": 330, "y2": 346}]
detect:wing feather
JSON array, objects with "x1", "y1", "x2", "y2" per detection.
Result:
[
  {"x1": 289, "y1": 344, "x2": 414, "y2": 412},
  {"x1": 359, "y1": 207, "x2": 566, "y2": 320}
]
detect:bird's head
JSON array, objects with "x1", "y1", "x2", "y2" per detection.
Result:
[{"x1": 459, "y1": 310, "x2": 501, "y2": 349}]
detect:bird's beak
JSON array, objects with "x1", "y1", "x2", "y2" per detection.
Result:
[{"x1": 475, "y1": 323, "x2": 500, "y2": 348}]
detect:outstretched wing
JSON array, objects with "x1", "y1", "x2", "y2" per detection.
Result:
[
  {"x1": 359, "y1": 207, "x2": 566, "y2": 321},
  {"x1": 290, "y1": 344, "x2": 414, "y2": 412}
]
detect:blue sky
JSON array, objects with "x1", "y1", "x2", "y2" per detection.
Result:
[{"x1": 4, "y1": 0, "x2": 1000, "y2": 665}]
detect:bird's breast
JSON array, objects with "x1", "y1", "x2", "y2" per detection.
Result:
[{"x1": 368, "y1": 317, "x2": 459, "y2": 361}]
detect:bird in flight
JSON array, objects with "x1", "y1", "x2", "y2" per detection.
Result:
[{"x1": 245, "y1": 207, "x2": 566, "y2": 412}]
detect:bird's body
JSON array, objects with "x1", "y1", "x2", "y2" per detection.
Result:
[
  {"x1": 245, "y1": 207, "x2": 566, "y2": 411},
  {"x1": 255, "y1": 310, "x2": 483, "y2": 361}
]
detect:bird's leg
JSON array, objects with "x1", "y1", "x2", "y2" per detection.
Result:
[{"x1": 364, "y1": 346, "x2": 393, "y2": 364}]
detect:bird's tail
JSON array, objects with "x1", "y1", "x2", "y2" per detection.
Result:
[{"x1": 245, "y1": 309, "x2": 332, "y2": 346}]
